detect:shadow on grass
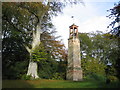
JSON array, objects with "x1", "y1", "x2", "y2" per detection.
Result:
[
  {"x1": 100, "y1": 81, "x2": 120, "y2": 88},
  {"x1": 65, "y1": 80, "x2": 102, "y2": 88},
  {"x1": 2, "y1": 80, "x2": 34, "y2": 88},
  {"x1": 2, "y1": 79, "x2": 120, "y2": 88}
]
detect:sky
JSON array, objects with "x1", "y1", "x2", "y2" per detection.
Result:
[{"x1": 52, "y1": 0, "x2": 119, "y2": 48}]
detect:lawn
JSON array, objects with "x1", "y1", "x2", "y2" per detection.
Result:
[{"x1": 2, "y1": 79, "x2": 120, "y2": 88}]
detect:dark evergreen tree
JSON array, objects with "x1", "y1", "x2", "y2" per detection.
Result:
[{"x1": 107, "y1": 1, "x2": 120, "y2": 79}]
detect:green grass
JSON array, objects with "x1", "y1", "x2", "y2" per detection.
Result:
[{"x1": 2, "y1": 79, "x2": 120, "y2": 88}]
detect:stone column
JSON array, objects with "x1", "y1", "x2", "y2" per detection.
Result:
[{"x1": 67, "y1": 37, "x2": 82, "y2": 81}]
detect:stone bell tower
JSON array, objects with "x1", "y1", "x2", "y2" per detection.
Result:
[{"x1": 66, "y1": 24, "x2": 83, "y2": 81}]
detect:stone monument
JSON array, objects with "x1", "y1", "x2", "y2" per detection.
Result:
[{"x1": 66, "y1": 24, "x2": 83, "y2": 81}]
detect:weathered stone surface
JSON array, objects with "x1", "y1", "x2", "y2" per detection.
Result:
[
  {"x1": 67, "y1": 24, "x2": 83, "y2": 81},
  {"x1": 67, "y1": 38, "x2": 82, "y2": 81}
]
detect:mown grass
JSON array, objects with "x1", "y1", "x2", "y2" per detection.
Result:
[{"x1": 2, "y1": 79, "x2": 120, "y2": 88}]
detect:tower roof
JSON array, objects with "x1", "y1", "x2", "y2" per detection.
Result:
[{"x1": 69, "y1": 24, "x2": 78, "y2": 29}]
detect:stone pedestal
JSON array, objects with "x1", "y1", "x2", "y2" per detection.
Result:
[{"x1": 67, "y1": 38, "x2": 82, "y2": 81}]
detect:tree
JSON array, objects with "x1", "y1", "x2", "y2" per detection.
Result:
[
  {"x1": 3, "y1": 2, "x2": 48, "y2": 79},
  {"x1": 2, "y1": 2, "x2": 65, "y2": 79},
  {"x1": 82, "y1": 57, "x2": 106, "y2": 76},
  {"x1": 79, "y1": 32, "x2": 106, "y2": 77},
  {"x1": 2, "y1": 3, "x2": 31, "y2": 79},
  {"x1": 78, "y1": 33, "x2": 93, "y2": 59},
  {"x1": 107, "y1": 1, "x2": 120, "y2": 79},
  {"x1": 107, "y1": 1, "x2": 120, "y2": 37},
  {"x1": 79, "y1": 32, "x2": 118, "y2": 78},
  {"x1": 40, "y1": 30, "x2": 67, "y2": 79}
]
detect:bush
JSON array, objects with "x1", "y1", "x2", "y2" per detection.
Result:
[
  {"x1": 21, "y1": 74, "x2": 32, "y2": 80},
  {"x1": 107, "y1": 76, "x2": 119, "y2": 82},
  {"x1": 85, "y1": 73, "x2": 106, "y2": 82},
  {"x1": 52, "y1": 73, "x2": 63, "y2": 80},
  {"x1": 38, "y1": 71, "x2": 52, "y2": 79}
]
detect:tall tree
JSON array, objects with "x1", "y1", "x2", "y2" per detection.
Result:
[
  {"x1": 79, "y1": 32, "x2": 118, "y2": 77},
  {"x1": 107, "y1": 1, "x2": 120, "y2": 79},
  {"x1": 2, "y1": 2, "x2": 64, "y2": 79},
  {"x1": 40, "y1": 30, "x2": 67, "y2": 79},
  {"x1": 107, "y1": 1, "x2": 120, "y2": 37}
]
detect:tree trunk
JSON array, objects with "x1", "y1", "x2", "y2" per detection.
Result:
[
  {"x1": 27, "y1": 62, "x2": 39, "y2": 78},
  {"x1": 27, "y1": 53, "x2": 39, "y2": 78},
  {"x1": 25, "y1": 25, "x2": 42, "y2": 79}
]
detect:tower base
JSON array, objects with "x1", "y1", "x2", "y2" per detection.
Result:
[{"x1": 67, "y1": 67, "x2": 83, "y2": 81}]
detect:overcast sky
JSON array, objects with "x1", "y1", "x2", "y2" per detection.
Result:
[{"x1": 52, "y1": 0, "x2": 119, "y2": 48}]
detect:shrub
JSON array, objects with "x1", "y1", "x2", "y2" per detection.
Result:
[
  {"x1": 21, "y1": 74, "x2": 32, "y2": 80},
  {"x1": 107, "y1": 75, "x2": 119, "y2": 82},
  {"x1": 52, "y1": 73, "x2": 63, "y2": 80},
  {"x1": 38, "y1": 71, "x2": 52, "y2": 79},
  {"x1": 85, "y1": 73, "x2": 106, "y2": 82}
]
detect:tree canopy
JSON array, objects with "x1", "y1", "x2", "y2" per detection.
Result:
[
  {"x1": 79, "y1": 31, "x2": 119, "y2": 80},
  {"x1": 107, "y1": 1, "x2": 120, "y2": 80},
  {"x1": 107, "y1": 1, "x2": 120, "y2": 37},
  {"x1": 2, "y1": 2, "x2": 67, "y2": 79}
]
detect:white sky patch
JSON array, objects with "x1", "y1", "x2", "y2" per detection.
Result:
[
  {"x1": 63, "y1": 2, "x2": 98, "y2": 22},
  {"x1": 83, "y1": 0, "x2": 119, "y2": 2},
  {"x1": 52, "y1": 15, "x2": 71, "y2": 48},
  {"x1": 79, "y1": 16, "x2": 112, "y2": 33}
]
